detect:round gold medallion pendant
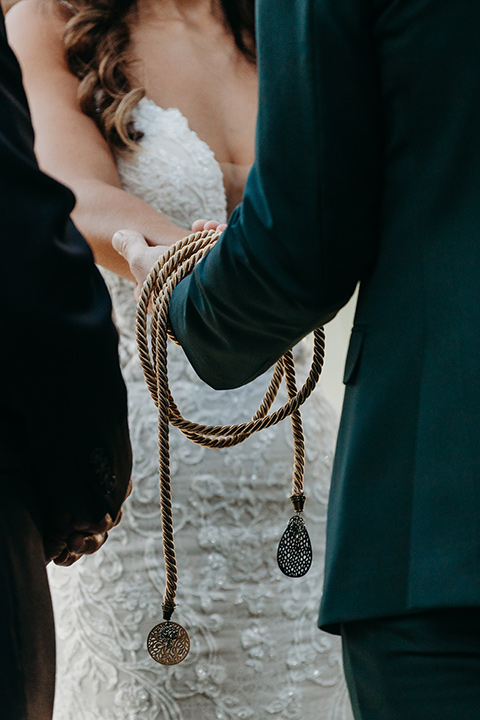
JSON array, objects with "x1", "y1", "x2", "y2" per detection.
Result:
[{"x1": 147, "y1": 621, "x2": 190, "y2": 665}]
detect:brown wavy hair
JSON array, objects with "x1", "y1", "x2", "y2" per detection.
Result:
[{"x1": 57, "y1": 0, "x2": 256, "y2": 151}]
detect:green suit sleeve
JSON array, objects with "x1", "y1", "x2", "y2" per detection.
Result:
[{"x1": 169, "y1": 0, "x2": 382, "y2": 390}]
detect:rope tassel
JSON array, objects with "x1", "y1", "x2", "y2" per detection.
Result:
[{"x1": 136, "y1": 229, "x2": 325, "y2": 665}]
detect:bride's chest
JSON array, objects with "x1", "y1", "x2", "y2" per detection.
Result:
[{"x1": 129, "y1": 25, "x2": 257, "y2": 167}]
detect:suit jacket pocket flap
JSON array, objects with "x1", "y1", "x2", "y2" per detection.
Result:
[{"x1": 343, "y1": 329, "x2": 365, "y2": 384}]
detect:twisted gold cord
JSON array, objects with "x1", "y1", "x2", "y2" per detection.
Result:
[{"x1": 136, "y1": 229, "x2": 325, "y2": 623}]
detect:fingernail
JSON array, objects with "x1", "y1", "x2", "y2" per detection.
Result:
[
  {"x1": 112, "y1": 231, "x2": 125, "y2": 254},
  {"x1": 69, "y1": 537, "x2": 84, "y2": 553},
  {"x1": 76, "y1": 539, "x2": 89, "y2": 554}
]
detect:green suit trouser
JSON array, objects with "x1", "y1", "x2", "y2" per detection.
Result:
[{"x1": 341, "y1": 609, "x2": 480, "y2": 720}]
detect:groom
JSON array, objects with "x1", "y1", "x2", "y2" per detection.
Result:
[
  {"x1": 114, "y1": 0, "x2": 480, "y2": 717},
  {"x1": 0, "y1": 10, "x2": 132, "y2": 720}
]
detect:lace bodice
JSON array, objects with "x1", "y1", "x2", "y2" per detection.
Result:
[
  {"x1": 118, "y1": 98, "x2": 227, "y2": 228},
  {"x1": 48, "y1": 97, "x2": 352, "y2": 720}
]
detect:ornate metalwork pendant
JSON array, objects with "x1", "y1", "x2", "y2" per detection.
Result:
[
  {"x1": 147, "y1": 621, "x2": 191, "y2": 665},
  {"x1": 277, "y1": 514, "x2": 313, "y2": 577}
]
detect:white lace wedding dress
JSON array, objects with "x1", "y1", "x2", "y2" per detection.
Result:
[{"x1": 48, "y1": 97, "x2": 353, "y2": 720}]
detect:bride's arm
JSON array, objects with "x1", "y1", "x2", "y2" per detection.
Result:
[{"x1": 6, "y1": 0, "x2": 186, "y2": 280}]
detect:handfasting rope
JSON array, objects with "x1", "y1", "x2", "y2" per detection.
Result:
[{"x1": 135, "y1": 229, "x2": 325, "y2": 665}]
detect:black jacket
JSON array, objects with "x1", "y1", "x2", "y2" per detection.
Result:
[{"x1": 0, "y1": 13, "x2": 131, "y2": 523}]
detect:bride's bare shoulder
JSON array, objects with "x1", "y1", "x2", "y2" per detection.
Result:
[{"x1": 6, "y1": 0, "x2": 68, "y2": 65}]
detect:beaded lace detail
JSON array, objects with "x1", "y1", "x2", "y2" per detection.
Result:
[{"x1": 48, "y1": 97, "x2": 352, "y2": 720}]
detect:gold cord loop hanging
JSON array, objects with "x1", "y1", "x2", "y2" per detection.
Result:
[{"x1": 136, "y1": 229, "x2": 325, "y2": 665}]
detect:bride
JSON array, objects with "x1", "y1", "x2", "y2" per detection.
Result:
[{"x1": 7, "y1": 0, "x2": 352, "y2": 717}]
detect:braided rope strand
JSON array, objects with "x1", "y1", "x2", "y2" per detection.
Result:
[{"x1": 283, "y1": 351, "x2": 305, "y2": 498}]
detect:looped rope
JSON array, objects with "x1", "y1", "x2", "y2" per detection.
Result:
[{"x1": 136, "y1": 229, "x2": 325, "y2": 619}]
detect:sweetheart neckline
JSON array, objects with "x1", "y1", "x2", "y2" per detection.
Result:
[{"x1": 136, "y1": 96, "x2": 228, "y2": 211}]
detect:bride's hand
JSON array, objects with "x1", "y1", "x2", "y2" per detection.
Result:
[
  {"x1": 191, "y1": 218, "x2": 227, "y2": 233},
  {"x1": 112, "y1": 222, "x2": 227, "y2": 304}
]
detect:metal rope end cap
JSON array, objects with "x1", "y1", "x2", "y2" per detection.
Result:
[
  {"x1": 290, "y1": 493, "x2": 306, "y2": 513},
  {"x1": 162, "y1": 601, "x2": 176, "y2": 622}
]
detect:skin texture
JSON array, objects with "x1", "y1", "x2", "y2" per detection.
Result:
[{"x1": 6, "y1": 0, "x2": 257, "y2": 279}]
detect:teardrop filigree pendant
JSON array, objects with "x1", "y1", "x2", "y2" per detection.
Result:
[
  {"x1": 277, "y1": 514, "x2": 313, "y2": 577},
  {"x1": 147, "y1": 621, "x2": 191, "y2": 665}
]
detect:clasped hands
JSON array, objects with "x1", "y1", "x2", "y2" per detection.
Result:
[
  {"x1": 112, "y1": 219, "x2": 227, "y2": 298},
  {"x1": 44, "y1": 477, "x2": 132, "y2": 566}
]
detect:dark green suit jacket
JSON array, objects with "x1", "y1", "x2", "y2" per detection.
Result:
[{"x1": 170, "y1": 0, "x2": 480, "y2": 630}]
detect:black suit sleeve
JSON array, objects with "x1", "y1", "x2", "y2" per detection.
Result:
[
  {"x1": 169, "y1": 0, "x2": 382, "y2": 390},
  {"x1": 0, "y1": 16, "x2": 131, "y2": 522}
]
